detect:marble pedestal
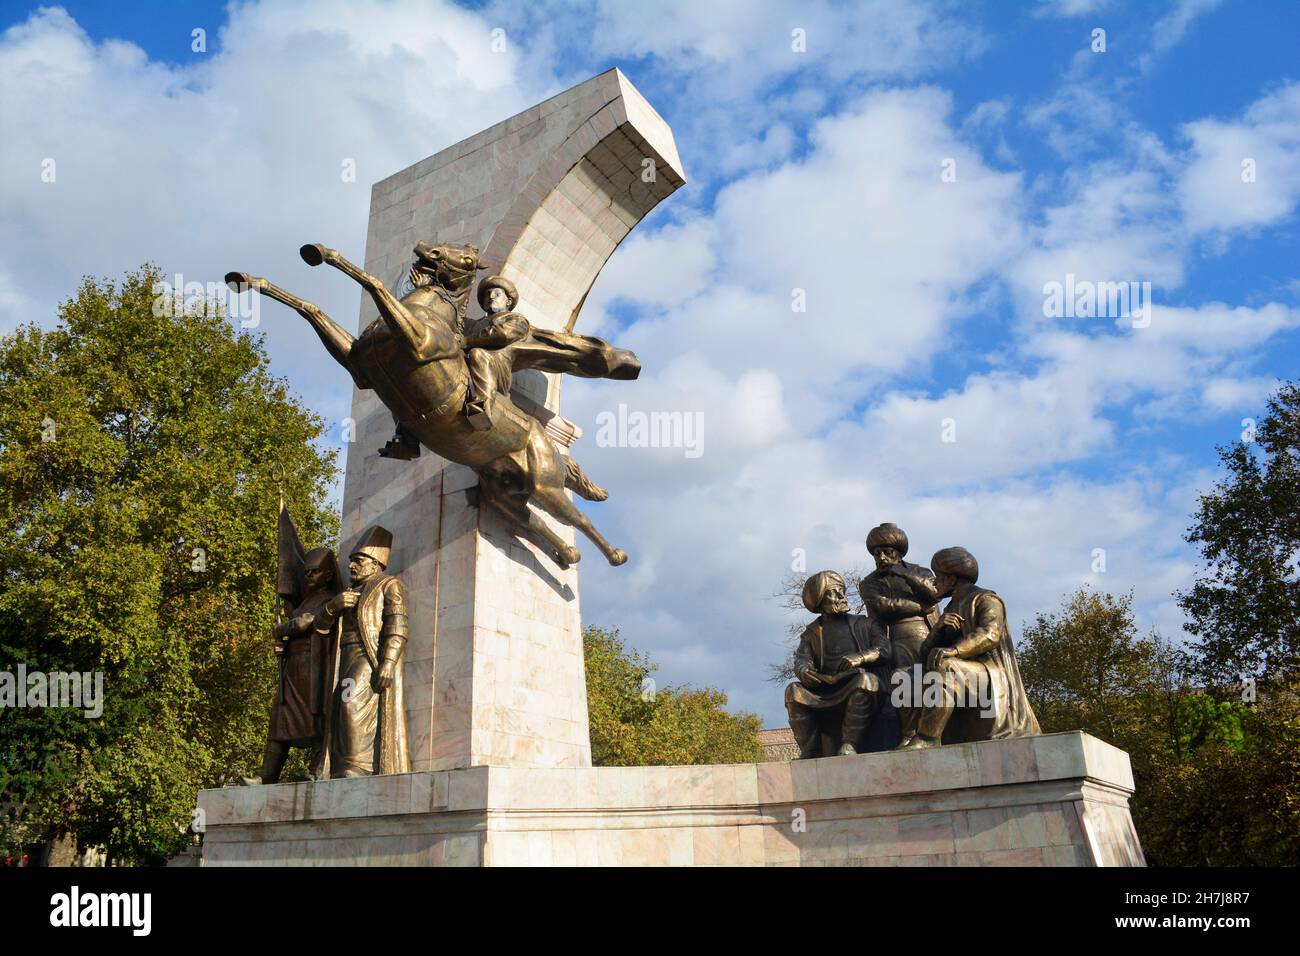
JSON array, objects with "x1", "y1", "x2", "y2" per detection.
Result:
[{"x1": 196, "y1": 732, "x2": 1145, "y2": 867}]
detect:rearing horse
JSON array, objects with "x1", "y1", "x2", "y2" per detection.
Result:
[{"x1": 226, "y1": 241, "x2": 632, "y2": 568}]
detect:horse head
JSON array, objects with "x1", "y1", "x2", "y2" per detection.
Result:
[{"x1": 408, "y1": 241, "x2": 489, "y2": 320}]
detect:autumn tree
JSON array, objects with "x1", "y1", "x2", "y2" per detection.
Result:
[
  {"x1": 584, "y1": 626, "x2": 762, "y2": 766},
  {"x1": 0, "y1": 266, "x2": 338, "y2": 864}
]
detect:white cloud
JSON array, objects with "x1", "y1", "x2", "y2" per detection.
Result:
[
  {"x1": 1146, "y1": 0, "x2": 1223, "y2": 63},
  {"x1": 1033, "y1": 0, "x2": 1112, "y2": 17},
  {"x1": 0, "y1": 2, "x2": 551, "y2": 426},
  {"x1": 1178, "y1": 81, "x2": 1300, "y2": 234}
]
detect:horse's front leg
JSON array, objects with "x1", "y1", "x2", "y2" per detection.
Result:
[
  {"x1": 224, "y1": 271, "x2": 359, "y2": 381},
  {"x1": 299, "y1": 244, "x2": 444, "y2": 360}
]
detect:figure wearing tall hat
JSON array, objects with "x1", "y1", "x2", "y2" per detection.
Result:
[
  {"x1": 240, "y1": 504, "x2": 342, "y2": 785},
  {"x1": 858, "y1": 522, "x2": 940, "y2": 747},
  {"x1": 318, "y1": 525, "x2": 410, "y2": 776},
  {"x1": 900, "y1": 547, "x2": 1041, "y2": 750},
  {"x1": 784, "y1": 571, "x2": 888, "y2": 757}
]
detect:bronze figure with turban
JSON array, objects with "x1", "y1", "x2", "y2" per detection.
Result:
[
  {"x1": 785, "y1": 571, "x2": 888, "y2": 758},
  {"x1": 858, "y1": 523, "x2": 941, "y2": 747},
  {"x1": 900, "y1": 547, "x2": 1041, "y2": 749}
]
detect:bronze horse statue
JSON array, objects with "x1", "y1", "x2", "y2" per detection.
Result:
[{"x1": 226, "y1": 241, "x2": 636, "y2": 568}]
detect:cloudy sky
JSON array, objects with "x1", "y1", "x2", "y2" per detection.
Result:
[{"x1": 3, "y1": 0, "x2": 1298, "y2": 724}]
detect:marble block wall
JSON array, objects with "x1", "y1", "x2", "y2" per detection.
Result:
[
  {"x1": 196, "y1": 732, "x2": 1146, "y2": 867},
  {"x1": 338, "y1": 70, "x2": 685, "y2": 771}
]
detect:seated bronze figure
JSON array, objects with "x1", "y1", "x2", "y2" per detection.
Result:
[{"x1": 785, "y1": 571, "x2": 886, "y2": 758}]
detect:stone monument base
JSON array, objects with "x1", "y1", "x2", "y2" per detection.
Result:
[{"x1": 195, "y1": 731, "x2": 1144, "y2": 866}]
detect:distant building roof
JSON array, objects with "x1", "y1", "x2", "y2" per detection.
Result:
[{"x1": 758, "y1": 727, "x2": 798, "y2": 762}]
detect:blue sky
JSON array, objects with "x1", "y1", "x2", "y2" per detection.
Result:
[{"x1": 3, "y1": 0, "x2": 1298, "y2": 724}]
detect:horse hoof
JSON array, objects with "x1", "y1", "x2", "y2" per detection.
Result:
[
  {"x1": 299, "y1": 243, "x2": 328, "y2": 267},
  {"x1": 608, "y1": 549, "x2": 628, "y2": 567},
  {"x1": 225, "y1": 271, "x2": 259, "y2": 292},
  {"x1": 557, "y1": 546, "x2": 581, "y2": 569}
]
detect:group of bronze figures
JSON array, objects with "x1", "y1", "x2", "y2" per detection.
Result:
[
  {"x1": 228, "y1": 244, "x2": 1040, "y2": 776},
  {"x1": 241, "y1": 518, "x2": 410, "y2": 784},
  {"x1": 227, "y1": 239, "x2": 640, "y2": 571},
  {"x1": 785, "y1": 523, "x2": 1041, "y2": 758}
]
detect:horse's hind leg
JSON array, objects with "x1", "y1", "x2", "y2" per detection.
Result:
[
  {"x1": 225, "y1": 272, "x2": 356, "y2": 375},
  {"x1": 530, "y1": 480, "x2": 627, "y2": 567},
  {"x1": 479, "y1": 479, "x2": 581, "y2": 569}
]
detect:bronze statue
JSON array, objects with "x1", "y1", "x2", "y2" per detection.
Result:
[
  {"x1": 226, "y1": 241, "x2": 638, "y2": 569},
  {"x1": 785, "y1": 571, "x2": 886, "y2": 757},
  {"x1": 858, "y1": 523, "x2": 940, "y2": 747},
  {"x1": 241, "y1": 506, "x2": 341, "y2": 785},
  {"x1": 463, "y1": 275, "x2": 528, "y2": 430},
  {"x1": 899, "y1": 547, "x2": 1041, "y2": 749},
  {"x1": 319, "y1": 526, "x2": 410, "y2": 777}
]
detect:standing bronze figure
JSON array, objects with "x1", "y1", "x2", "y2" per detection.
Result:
[
  {"x1": 858, "y1": 523, "x2": 940, "y2": 748},
  {"x1": 320, "y1": 526, "x2": 410, "y2": 777},
  {"x1": 226, "y1": 241, "x2": 638, "y2": 569},
  {"x1": 241, "y1": 506, "x2": 341, "y2": 785},
  {"x1": 900, "y1": 547, "x2": 1041, "y2": 749},
  {"x1": 785, "y1": 571, "x2": 886, "y2": 757}
]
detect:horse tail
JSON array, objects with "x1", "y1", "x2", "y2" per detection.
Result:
[{"x1": 563, "y1": 455, "x2": 608, "y2": 501}]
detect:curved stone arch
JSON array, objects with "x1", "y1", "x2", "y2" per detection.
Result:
[{"x1": 482, "y1": 97, "x2": 686, "y2": 339}]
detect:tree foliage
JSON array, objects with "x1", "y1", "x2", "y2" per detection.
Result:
[
  {"x1": 1019, "y1": 585, "x2": 1297, "y2": 865},
  {"x1": 584, "y1": 626, "x2": 762, "y2": 766},
  {"x1": 1180, "y1": 382, "x2": 1300, "y2": 687},
  {"x1": 1138, "y1": 693, "x2": 1300, "y2": 866},
  {"x1": 0, "y1": 266, "x2": 337, "y2": 864},
  {"x1": 1019, "y1": 588, "x2": 1173, "y2": 748}
]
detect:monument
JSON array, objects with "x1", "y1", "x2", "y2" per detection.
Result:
[{"x1": 196, "y1": 70, "x2": 1145, "y2": 866}]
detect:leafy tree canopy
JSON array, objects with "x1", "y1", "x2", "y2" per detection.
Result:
[
  {"x1": 0, "y1": 266, "x2": 337, "y2": 864},
  {"x1": 1180, "y1": 382, "x2": 1300, "y2": 688},
  {"x1": 584, "y1": 626, "x2": 762, "y2": 766}
]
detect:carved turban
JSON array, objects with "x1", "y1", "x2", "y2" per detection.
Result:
[
  {"x1": 477, "y1": 275, "x2": 519, "y2": 313},
  {"x1": 866, "y1": 522, "x2": 909, "y2": 557},
  {"x1": 801, "y1": 570, "x2": 846, "y2": 613},
  {"x1": 931, "y1": 546, "x2": 979, "y2": 583}
]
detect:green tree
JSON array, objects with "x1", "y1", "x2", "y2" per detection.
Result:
[
  {"x1": 1179, "y1": 382, "x2": 1300, "y2": 688},
  {"x1": 1018, "y1": 588, "x2": 1171, "y2": 749},
  {"x1": 0, "y1": 266, "x2": 338, "y2": 864},
  {"x1": 1138, "y1": 692, "x2": 1300, "y2": 866},
  {"x1": 584, "y1": 626, "x2": 762, "y2": 766},
  {"x1": 1015, "y1": 586, "x2": 1292, "y2": 865}
]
